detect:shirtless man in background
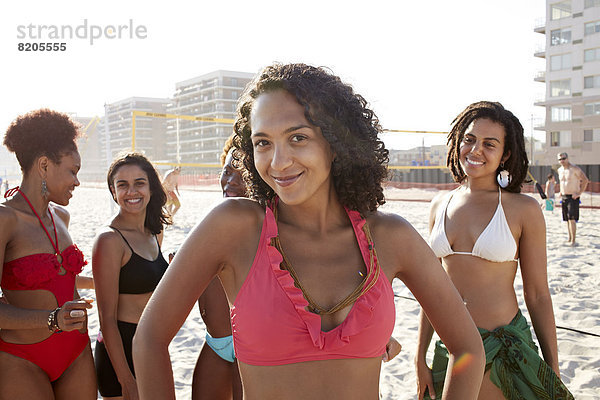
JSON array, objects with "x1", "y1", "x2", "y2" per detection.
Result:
[{"x1": 557, "y1": 152, "x2": 589, "y2": 246}]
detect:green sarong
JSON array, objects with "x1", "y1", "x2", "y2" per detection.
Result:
[{"x1": 425, "y1": 310, "x2": 573, "y2": 400}]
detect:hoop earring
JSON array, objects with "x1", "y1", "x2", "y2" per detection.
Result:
[
  {"x1": 496, "y1": 162, "x2": 511, "y2": 188},
  {"x1": 41, "y1": 180, "x2": 49, "y2": 199}
]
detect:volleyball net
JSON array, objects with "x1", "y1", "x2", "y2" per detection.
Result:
[{"x1": 77, "y1": 111, "x2": 599, "y2": 207}]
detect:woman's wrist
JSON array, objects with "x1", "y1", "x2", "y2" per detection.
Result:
[{"x1": 47, "y1": 307, "x2": 61, "y2": 333}]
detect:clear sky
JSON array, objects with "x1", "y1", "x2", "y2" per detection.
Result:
[{"x1": 0, "y1": 0, "x2": 545, "y2": 171}]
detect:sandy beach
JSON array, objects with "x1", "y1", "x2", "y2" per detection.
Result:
[{"x1": 65, "y1": 186, "x2": 599, "y2": 399}]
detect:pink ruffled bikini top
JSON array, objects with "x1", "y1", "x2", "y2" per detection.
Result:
[
  {"x1": 231, "y1": 205, "x2": 395, "y2": 366},
  {"x1": 2, "y1": 244, "x2": 86, "y2": 306}
]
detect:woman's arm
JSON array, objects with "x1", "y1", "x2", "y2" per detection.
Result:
[
  {"x1": 133, "y1": 199, "x2": 259, "y2": 400},
  {"x1": 380, "y1": 213, "x2": 485, "y2": 400},
  {"x1": 92, "y1": 231, "x2": 138, "y2": 397},
  {"x1": 415, "y1": 310, "x2": 437, "y2": 399},
  {"x1": 0, "y1": 206, "x2": 90, "y2": 331},
  {"x1": 414, "y1": 194, "x2": 445, "y2": 399},
  {"x1": 518, "y1": 196, "x2": 560, "y2": 375}
]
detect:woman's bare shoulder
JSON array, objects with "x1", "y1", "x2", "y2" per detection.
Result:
[
  {"x1": 0, "y1": 203, "x2": 18, "y2": 238},
  {"x1": 503, "y1": 191, "x2": 542, "y2": 212},
  {"x1": 366, "y1": 210, "x2": 420, "y2": 239},
  {"x1": 189, "y1": 197, "x2": 265, "y2": 240}
]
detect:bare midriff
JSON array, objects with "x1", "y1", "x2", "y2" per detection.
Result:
[
  {"x1": 0, "y1": 288, "x2": 74, "y2": 343},
  {"x1": 443, "y1": 255, "x2": 519, "y2": 331},
  {"x1": 239, "y1": 357, "x2": 382, "y2": 400},
  {"x1": 117, "y1": 292, "x2": 153, "y2": 324}
]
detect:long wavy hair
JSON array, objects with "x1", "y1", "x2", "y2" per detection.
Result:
[
  {"x1": 447, "y1": 101, "x2": 529, "y2": 193},
  {"x1": 4, "y1": 109, "x2": 80, "y2": 173},
  {"x1": 233, "y1": 63, "x2": 389, "y2": 214},
  {"x1": 107, "y1": 152, "x2": 171, "y2": 234}
]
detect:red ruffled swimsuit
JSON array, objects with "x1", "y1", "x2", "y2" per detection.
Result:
[{"x1": 0, "y1": 189, "x2": 89, "y2": 381}]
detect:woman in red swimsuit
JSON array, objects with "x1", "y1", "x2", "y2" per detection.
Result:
[
  {"x1": 0, "y1": 109, "x2": 96, "y2": 399},
  {"x1": 134, "y1": 64, "x2": 485, "y2": 400}
]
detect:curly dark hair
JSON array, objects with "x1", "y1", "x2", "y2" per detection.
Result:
[
  {"x1": 107, "y1": 152, "x2": 172, "y2": 234},
  {"x1": 446, "y1": 101, "x2": 529, "y2": 193},
  {"x1": 233, "y1": 63, "x2": 389, "y2": 214},
  {"x1": 220, "y1": 133, "x2": 235, "y2": 167},
  {"x1": 4, "y1": 109, "x2": 80, "y2": 173}
]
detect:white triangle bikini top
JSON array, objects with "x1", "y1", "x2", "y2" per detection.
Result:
[{"x1": 428, "y1": 188, "x2": 518, "y2": 263}]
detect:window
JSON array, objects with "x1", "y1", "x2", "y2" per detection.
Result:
[
  {"x1": 550, "y1": 53, "x2": 572, "y2": 70},
  {"x1": 584, "y1": 75, "x2": 600, "y2": 88},
  {"x1": 585, "y1": 48, "x2": 600, "y2": 62},
  {"x1": 585, "y1": 20, "x2": 600, "y2": 35},
  {"x1": 551, "y1": 28, "x2": 571, "y2": 45},
  {"x1": 550, "y1": 131, "x2": 560, "y2": 146},
  {"x1": 231, "y1": 91, "x2": 238, "y2": 100},
  {"x1": 551, "y1": 106, "x2": 571, "y2": 121},
  {"x1": 585, "y1": 0, "x2": 600, "y2": 8},
  {"x1": 584, "y1": 128, "x2": 600, "y2": 141},
  {"x1": 584, "y1": 102, "x2": 600, "y2": 114},
  {"x1": 551, "y1": 1, "x2": 571, "y2": 19},
  {"x1": 550, "y1": 79, "x2": 571, "y2": 96}
]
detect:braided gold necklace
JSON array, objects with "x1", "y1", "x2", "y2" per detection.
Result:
[{"x1": 271, "y1": 206, "x2": 381, "y2": 316}]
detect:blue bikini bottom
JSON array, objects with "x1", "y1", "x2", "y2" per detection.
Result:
[{"x1": 205, "y1": 333, "x2": 235, "y2": 363}]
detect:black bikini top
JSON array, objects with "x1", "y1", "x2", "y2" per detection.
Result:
[{"x1": 110, "y1": 227, "x2": 169, "y2": 295}]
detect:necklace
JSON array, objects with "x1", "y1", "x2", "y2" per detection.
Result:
[
  {"x1": 16, "y1": 187, "x2": 64, "y2": 269},
  {"x1": 271, "y1": 204, "x2": 381, "y2": 316}
]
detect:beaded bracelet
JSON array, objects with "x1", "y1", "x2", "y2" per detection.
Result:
[{"x1": 47, "y1": 307, "x2": 62, "y2": 333}]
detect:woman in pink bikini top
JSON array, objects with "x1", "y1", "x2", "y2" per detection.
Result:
[
  {"x1": 0, "y1": 109, "x2": 96, "y2": 398},
  {"x1": 134, "y1": 63, "x2": 485, "y2": 400}
]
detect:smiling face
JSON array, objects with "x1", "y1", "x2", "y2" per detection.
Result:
[
  {"x1": 459, "y1": 118, "x2": 509, "y2": 182},
  {"x1": 250, "y1": 90, "x2": 335, "y2": 206},
  {"x1": 45, "y1": 150, "x2": 81, "y2": 206},
  {"x1": 110, "y1": 164, "x2": 151, "y2": 214},
  {"x1": 220, "y1": 149, "x2": 245, "y2": 197}
]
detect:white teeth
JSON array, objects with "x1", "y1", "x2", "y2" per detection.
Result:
[
  {"x1": 467, "y1": 158, "x2": 483, "y2": 165},
  {"x1": 126, "y1": 199, "x2": 142, "y2": 204}
]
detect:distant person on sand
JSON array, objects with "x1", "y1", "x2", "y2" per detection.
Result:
[
  {"x1": 416, "y1": 101, "x2": 573, "y2": 399},
  {"x1": 0, "y1": 109, "x2": 96, "y2": 399},
  {"x1": 92, "y1": 152, "x2": 171, "y2": 399},
  {"x1": 557, "y1": 152, "x2": 589, "y2": 246},
  {"x1": 163, "y1": 166, "x2": 181, "y2": 217},
  {"x1": 544, "y1": 173, "x2": 556, "y2": 212},
  {"x1": 134, "y1": 63, "x2": 484, "y2": 399}
]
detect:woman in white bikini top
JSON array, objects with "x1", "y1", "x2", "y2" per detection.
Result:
[{"x1": 415, "y1": 101, "x2": 572, "y2": 400}]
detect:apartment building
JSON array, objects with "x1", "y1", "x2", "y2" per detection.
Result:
[
  {"x1": 97, "y1": 97, "x2": 170, "y2": 166},
  {"x1": 70, "y1": 115, "x2": 103, "y2": 182},
  {"x1": 166, "y1": 70, "x2": 254, "y2": 166},
  {"x1": 535, "y1": 0, "x2": 600, "y2": 165}
]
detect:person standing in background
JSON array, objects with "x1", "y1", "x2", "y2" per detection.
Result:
[
  {"x1": 162, "y1": 167, "x2": 181, "y2": 217},
  {"x1": 557, "y1": 152, "x2": 589, "y2": 246},
  {"x1": 544, "y1": 173, "x2": 556, "y2": 212}
]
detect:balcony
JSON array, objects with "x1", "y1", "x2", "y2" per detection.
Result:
[
  {"x1": 534, "y1": 44, "x2": 546, "y2": 58},
  {"x1": 534, "y1": 18, "x2": 546, "y2": 34},
  {"x1": 534, "y1": 71, "x2": 546, "y2": 82}
]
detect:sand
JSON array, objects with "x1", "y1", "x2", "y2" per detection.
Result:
[{"x1": 63, "y1": 186, "x2": 598, "y2": 399}]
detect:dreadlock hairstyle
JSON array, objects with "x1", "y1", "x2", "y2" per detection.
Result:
[
  {"x1": 233, "y1": 63, "x2": 389, "y2": 214},
  {"x1": 107, "y1": 152, "x2": 172, "y2": 234},
  {"x1": 446, "y1": 101, "x2": 529, "y2": 193}
]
